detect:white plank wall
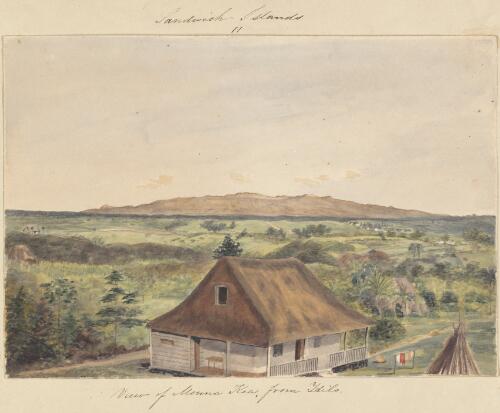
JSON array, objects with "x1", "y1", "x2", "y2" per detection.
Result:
[{"x1": 150, "y1": 331, "x2": 191, "y2": 372}]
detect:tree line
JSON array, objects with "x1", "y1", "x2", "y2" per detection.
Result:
[{"x1": 6, "y1": 270, "x2": 142, "y2": 373}]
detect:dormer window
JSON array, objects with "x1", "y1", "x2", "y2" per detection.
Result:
[{"x1": 215, "y1": 285, "x2": 228, "y2": 305}]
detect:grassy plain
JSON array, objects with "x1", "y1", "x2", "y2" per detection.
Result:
[{"x1": 5, "y1": 212, "x2": 496, "y2": 376}]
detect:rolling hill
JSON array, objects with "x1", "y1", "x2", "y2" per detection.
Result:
[{"x1": 83, "y1": 193, "x2": 438, "y2": 219}]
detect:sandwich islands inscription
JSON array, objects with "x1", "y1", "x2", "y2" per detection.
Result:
[
  {"x1": 154, "y1": 5, "x2": 304, "y2": 33},
  {"x1": 112, "y1": 382, "x2": 340, "y2": 409}
]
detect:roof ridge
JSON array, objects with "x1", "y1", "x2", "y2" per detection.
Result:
[{"x1": 223, "y1": 258, "x2": 273, "y2": 339}]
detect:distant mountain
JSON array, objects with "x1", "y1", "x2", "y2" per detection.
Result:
[{"x1": 83, "y1": 193, "x2": 439, "y2": 219}]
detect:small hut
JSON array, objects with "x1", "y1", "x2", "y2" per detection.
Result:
[
  {"x1": 426, "y1": 321, "x2": 480, "y2": 375},
  {"x1": 7, "y1": 244, "x2": 37, "y2": 264}
]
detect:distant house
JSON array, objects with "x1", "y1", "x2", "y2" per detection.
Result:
[
  {"x1": 22, "y1": 225, "x2": 42, "y2": 235},
  {"x1": 148, "y1": 257, "x2": 373, "y2": 377}
]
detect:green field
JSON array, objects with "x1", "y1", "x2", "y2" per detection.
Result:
[{"x1": 4, "y1": 212, "x2": 497, "y2": 377}]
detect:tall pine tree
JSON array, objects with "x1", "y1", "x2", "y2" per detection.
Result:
[
  {"x1": 40, "y1": 278, "x2": 77, "y2": 356},
  {"x1": 96, "y1": 270, "x2": 142, "y2": 348}
]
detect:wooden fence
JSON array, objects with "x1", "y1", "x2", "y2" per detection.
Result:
[
  {"x1": 270, "y1": 357, "x2": 319, "y2": 377},
  {"x1": 330, "y1": 346, "x2": 367, "y2": 368}
]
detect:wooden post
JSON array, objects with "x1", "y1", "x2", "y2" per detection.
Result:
[
  {"x1": 394, "y1": 354, "x2": 397, "y2": 375},
  {"x1": 266, "y1": 346, "x2": 272, "y2": 377},
  {"x1": 225, "y1": 341, "x2": 231, "y2": 376},
  {"x1": 364, "y1": 327, "x2": 369, "y2": 356},
  {"x1": 188, "y1": 336, "x2": 192, "y2": 372},
  {"x1": 149, "y1": 329, "x2": 153, "y2": 369},
  {"x1": 343, "y1": 331, "x2": 347, "y2": 351}
]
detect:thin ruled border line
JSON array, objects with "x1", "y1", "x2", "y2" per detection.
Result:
[{"x1": 0, "y1": 33, "x2": 499, "y2": 378}]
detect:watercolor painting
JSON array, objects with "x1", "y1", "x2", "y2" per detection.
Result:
[{"x1": 3, "y1": 36, "x2": 496, "y2": 378}]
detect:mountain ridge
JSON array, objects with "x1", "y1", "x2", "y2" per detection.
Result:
[{"x1": 82, "y1": 193, "x2": 441, "y2": 219}]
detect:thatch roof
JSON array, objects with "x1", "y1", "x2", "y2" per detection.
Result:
[
  {"x1": 7, "y1": 244, "x2": 37, "y2": 263},
  {"x1": 426, "y1": 321, "x2": 480, "y2": 375},
  {"x1": 393, "y1": 277, "x2": 416, "y2": 295},
  {"x1": 149, "y1": 257, "x2": 373, "y2": 346}
]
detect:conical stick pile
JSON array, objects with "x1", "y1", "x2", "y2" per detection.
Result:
[{"x1": 427, "y1": 321, "x2": 480, "y2": 375}]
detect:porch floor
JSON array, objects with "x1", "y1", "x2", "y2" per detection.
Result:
[
  {"x1": 194, "y1": 366, "x2": 224, "y2": 376},
  {"x1": 193, "y1": 367, "x2": 266, "y2": 377}
]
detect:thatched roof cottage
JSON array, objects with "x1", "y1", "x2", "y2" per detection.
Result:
[{"x1": 148, "y1": 257, "x2": 373, "y2": 377}]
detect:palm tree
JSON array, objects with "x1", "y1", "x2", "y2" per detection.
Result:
[
  {"x1": 408, "y1": 243, "x2": 423, "y2": 259},
  {"x1": 365, "y1": 267, "x2": 395, "y2": 315}
]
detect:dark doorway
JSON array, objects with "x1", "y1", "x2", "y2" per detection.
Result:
[
  {"x1": 295, "y1": 339, "x2": 305, "y2": 361},
  {"x1": 193, "y1": 337, "x2": 201, "y2": 370}
]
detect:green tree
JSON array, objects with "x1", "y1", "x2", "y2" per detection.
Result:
[
  {"x1": 6, "y1": 287, "x2": 32, "y2": 371},
  {"x1": 60, "y1": 312, "x2": 79, "y2": 353},
  {"x1": 73, "y1": 315, "x2": 102, "y2": 353},
  {"x1": 40, "y1": 278, "x2": 77, "y2": 354},
  {"x1": 96, "y1": 270, "x2": 142, "y2": 348},
  {"x1": 213, "y1": 235, "x2": 243, "y2": 258},
  {"x1": 363, "y1": 267, "x2": 395, "y2": 315},
  {"x1": 40, "y1": 278, "x2": 76, "y2": 332},
  {"x1": 27, "y1": 297, "x2": 57, "y2": 362}
]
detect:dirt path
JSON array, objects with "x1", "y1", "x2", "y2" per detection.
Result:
[
  {"x1": 16, "y1": 326, "x2": 452, "y2": 377},
  {"x1": 369, "y1": 325, "x2": 450, "y2": 358},
  {"x1": 16, "y1": 349, "x2": 149, "y2": 377}
]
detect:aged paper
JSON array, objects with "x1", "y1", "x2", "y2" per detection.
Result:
[{"x1": 1, "y1": 1, "x2": 500, "y2": 412}]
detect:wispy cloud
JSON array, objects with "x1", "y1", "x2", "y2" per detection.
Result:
[
  {"x1": 294, "y1": 174, "x2": 330, "y2": 187},
  {"x1": 343, "y1": 169, "x2": 362, "y2": 180},
  {"x1": 138, "y1": 174, "x2": 174, "y2": 189},
  {"x1": 229, "y1": 172, "x2": 252, "y2": 183}
]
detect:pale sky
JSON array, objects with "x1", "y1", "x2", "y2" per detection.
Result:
[{"x1": 4, "y1": 36, "x2": 497, "y2": 215}]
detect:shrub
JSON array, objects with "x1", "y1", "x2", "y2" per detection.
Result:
[
  {"x1": 236, "y1": 229, "x2": 248, "y2": 239},
  {"x1": 441, "y1": 290, "x2": 458, "y2": 304},
  {"x1": 463, "y1": 227, "x2": 494, "y2": 244},
  {"x1": 395, "y1": 303, "x2": 404, "y2": 318},
  {"x1": 464, "y1": 291, "x2": 488, "y2": 304},
  {"x1": 292, "y1": 224, "x2": 332, "y2": 238},
  {"x1": 440, "y1": 290, "x2": 458, "y2": 311},
  {"x1": 267, "y1": 240, "x2": 337, "y2": 265},
  {"x1": 164, "y1": 220, "x2": 188, "y2": 231},
  {"x1": 265, "y1": 227, "x2": 286, "y2": 240},
  {"x1": 421, "y1": 290, "x2": 437, "y2": 309},
  {"x1": 5, "y1": 232, "x2": 203, "y2": 264},
  {"x1": 369, "y1": 318, "x2": 406, "y2": 342},
  {"x1": 200, "y1": 220, "x2": 227, "y2": 233},
  {"x1": 382, "y1": 308, "x2": 395, "y2": 318}
]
